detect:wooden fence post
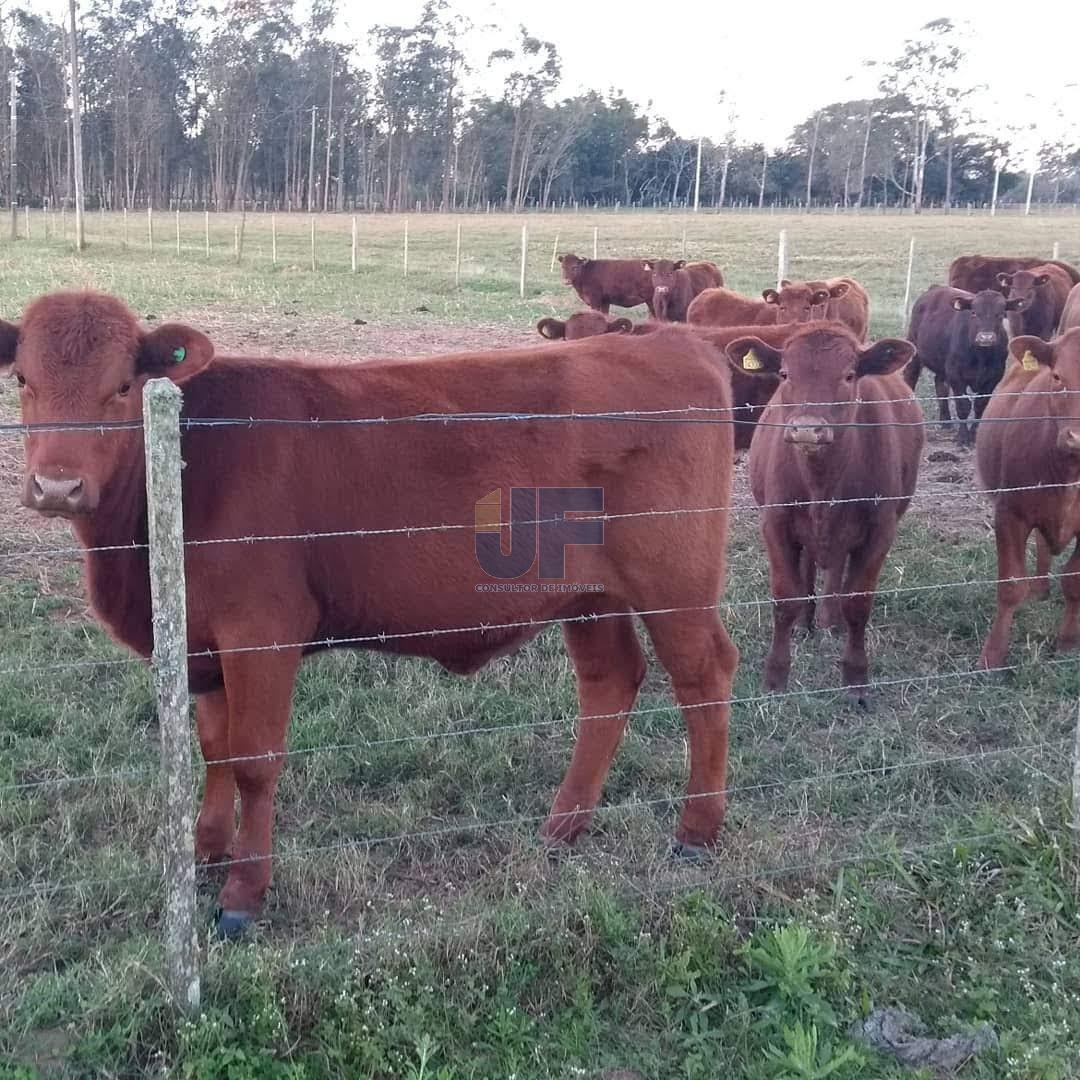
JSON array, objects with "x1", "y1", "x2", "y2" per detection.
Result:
[
  {"x1": 310, "y1": 215, "x2": 316, "y2": 271},
  {"x1": 777, "y1": 229, "x2": 787, "y2": 289},
  {"x1": 901, "y1": 237, "x2": 916, "y2": 326},
  {"x1": 175, "y1": 209, "x2": 181, "y2": 256},
  {"x1": 143, "y1": 378, "x2": 200, "y2": 1016},
  {"x1": 592, "y1": 225, "x2": 598, "y2": 259},
  {"x1": 403, "y1": 217, "x2": 409, "y2": 278},
  {"x1": 351, "y1": 215, "x2": 357, "y2": 274},
  {"x1": 519, "y1": 222, "x2": 528, "y2": 298},
  {"x1": 549, "y1": 232, "x2": 559, "y2": 272},
  {"x1": 123, "y1": 206, "x2": 128, "y2": 247},
  {"x1": 147, "y1": 205, "x2": 154, "y2": 253},
  {"x1": 271, "y1": 214, "x2": 277, "y2": 266},
  {"x1": 454, "y1": 221, "x2": 461, "y2": 288},
  {"x1": 1053, "y1": 241, "x2": 1061, "y2": 261},
  {"x1": 204, "y1": 211, "x2": 210, "y2": 259}
]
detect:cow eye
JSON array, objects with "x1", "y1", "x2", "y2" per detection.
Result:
[
  {"x1": 779, "y1": 369, "x2": 788, "y2": 381},
  {"x1": 14, "y1": 372, "x2": 25, "y2": 388},
  {"x1": 844, "y1": 372, "x2": 856, "y2": 383},
  {"x1": 117, "y1": 382, "x2": 132, "y2": 397}
]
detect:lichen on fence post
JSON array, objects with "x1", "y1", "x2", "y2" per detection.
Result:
[{"x1": 143, "y1": 378, "x2": 200, "y2": 1015}]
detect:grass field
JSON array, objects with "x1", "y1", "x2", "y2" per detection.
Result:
[{"x1": 2, "y1": 210, "x2": 1080, "y2": 1079}]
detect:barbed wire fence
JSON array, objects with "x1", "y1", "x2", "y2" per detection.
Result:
[{"x1": 0, "y1": 380, "x2": 1079, "y2": 1015}]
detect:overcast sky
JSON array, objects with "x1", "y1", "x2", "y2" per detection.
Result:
[{"x1": 35, "y1": 0, "x2": 1080, "y2": 156}]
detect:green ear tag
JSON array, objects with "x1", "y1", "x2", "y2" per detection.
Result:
[
  {"x1": 743, "y1": 348, "x2": 764, "y2": 371},
  {"x1": 171, "y1": 346, "x2": 186, "y2": 364}
]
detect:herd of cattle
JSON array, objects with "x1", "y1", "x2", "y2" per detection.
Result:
[{"x1": 3, "y1": 248, "x2": 1080, "y2": 936}]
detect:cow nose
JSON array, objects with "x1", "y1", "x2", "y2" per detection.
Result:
[
  {"x1": 975, "y1": 332, "x2": 997, "y2": 347},
  {"x1": 784, "y1": 418, "x2": 834, "y2": 447},
  {"x1": 1058, "y1": 429, "x2": 1080, "y2": 453},
  {"x1": 26, "y1": 474, "x2": 89, "y2": 514},
  {"x1": 655, "y1": 286, "x2": 670, "y2": 294}
]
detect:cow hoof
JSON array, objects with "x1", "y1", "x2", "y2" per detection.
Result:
[
  {"x1": 670, "y1": 841, "x2": 711, "y2": 864},
  {"x1": 214, "y1": 908, "x2": 253, "y2": 941}
]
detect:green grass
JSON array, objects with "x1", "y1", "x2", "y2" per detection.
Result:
[{"x1": 1, "y1": 210, "x2": 1080, "y2": 1077}]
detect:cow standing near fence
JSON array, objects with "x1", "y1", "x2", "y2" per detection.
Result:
[
  {"x1": 998, "y1": 265, "x2": 1074, "y2": 341},
  {"x1": 948, "y1": 254, "x2": 1080, "y2": 294},
  {"x1": 557, "y1": 253, "x2": 657, "y2": 314},
  {"x1": 762, "y1": 278, "x2": 870, "y2": 340},
  {"x1": 726, "y1": 324, "x2": 923, "y2": 701},
  {"x1": 3, "y1": 289, "x2": 740, "y2": 938},
  {"x1": 644, "y1": 259, "x2": 724, "y2": 322}
]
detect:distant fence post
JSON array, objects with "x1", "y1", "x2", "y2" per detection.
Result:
[
  {"x1": 681, "y1": 226, "x2": 687, "y2": 261},
  {"x1": 143, "y1": 377, "x2": 200, "y2": 1017},
  {"x1": 175, "y1": 209, "x2": 180, "y2": 256},
  {"x1": 147, "y1": 205, "x2": 154, "y2": 253},
  {"x1": 549, "y1": 231, "x2": 558, "y2": 273},
  {"x1": 777, "y1": 229, "x2": 787, "y2": 288},
  {"x1": 519, "y1": 222, "x2": 527, "y2": 298},
  {"x1": 455, "y1": 221, "x2": 462, "y2": 288},
  {"x1": 24, "y1": 204, "x2": 29, "y2": 238},
  {"x1": 271, "y1": 214, "x2": 276, "y2": 266},
  {"x1": 309, "y1": 215, "x2": 316, "y2": 271},
  {"x1": 403, "y1": 217, "x2": 409, "y2": 278},
  {"x1": 1053, "y1": 241, "x2": 1061, "y2": 261},
  {"x1": 204, "y1": 211, "x2": 210, "y2": 259},
  {"x1": 122, "y1": 206, "x2": 128, "y2": 248},
  {"x1": 592, "y1": 225, "x2": 598, "y2": 260},
  {"x1": 901, "y1": 237, "x2": 916, "y2": 326},
  {"x1": 351, "y1": 215, "x2": 357, "y2": 274}
]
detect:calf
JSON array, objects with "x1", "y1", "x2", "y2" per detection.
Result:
[
  {"x1": 557, "y1": 253, "x2": 655, "y2": 314},
  {"x1": 1061, "y1": 284, "x2": 1080, "y2": 333},
  {"x1": 727, "y1": 324, "x2": 923, "y2": 701},
  {"x1": 536, "y1": 313, "x2": 636, "y2": 339},
  {"x1": 762, "y1": 277, "x2": 870, "y2": 340},
  {"x1": 644, "y1": 259, "x2": 724, "y2": 322},
  {"x1": 905, "y1": 285, "x2": 1020, "y2": 445},
  {"x1": 6, "y1": 290, "x2": 741, "y2": 936},
  {"x1": 949, "y1": 254, "x2": 1080, "y2": 294},
  {"x1": 976, "y1": 329, "x2": 1080, "y2": 667},
  {"x1": 999, "y1": 264, "x2": 1073, "y2": 340},
  {"x1": 687, "y1": 286, "x2": 777, "y2": 327}
]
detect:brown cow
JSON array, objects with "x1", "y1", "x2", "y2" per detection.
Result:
[
  {"x1": 4, "y1": 290, "x2": 740, "y2": 937},
  {"x1": 687, "y1": 286, "x2": 778, "y2": 328},
  {"x1": 948, "y1": 254, "x2": 1080, "y2": 294},
  {"x1": 536, "y1": 313, "x2": 636, "y2": 339},
  {"x1": 557, "y1": 253, "x2": 655, "y2": 314},
  {"x1": 643, "y1": 260, "x2": 725, "y2": 322},
  {"x1": 976, "y1": 329, "x2": 1080, "y2": 668},
  {"x1": 726, "y1": 324, "x2": 923, "y2": 701},
  {"x1": 762, "y1": 277, "x2": 871, "y2": 340},
  {"x1": 998, "y1": 264, "x2": 1073, "y2": 340},
  {"x1": 1061, "y1": 284, "x2": 1080, "y2": 333}
]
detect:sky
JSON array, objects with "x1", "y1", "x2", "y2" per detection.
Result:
[{"x1": 34, "y1": 0, "x2": 1080, "y2": 155}]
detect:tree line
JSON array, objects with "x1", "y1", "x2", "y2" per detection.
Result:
[{"x1": 3, "y1": 2, "x2": 1078, "y2": 213}]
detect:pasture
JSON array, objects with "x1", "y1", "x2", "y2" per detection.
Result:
[{"x1": 2, "y1": 209, "x2": 1080, "y2": 1079}]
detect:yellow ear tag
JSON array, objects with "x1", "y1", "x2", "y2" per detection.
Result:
[
  {"x1": 743, "y1": 348, "x2": 764, "y2": 371},
  {"x1": 1021, "y1": 349, "x2": 1039, "y2": 372}
]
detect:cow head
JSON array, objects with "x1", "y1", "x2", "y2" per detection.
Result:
[
  {"x1": 0, "y1": 291, "x2": 213, "y2": 517},
  {"x1": 1009, "y1": 330, "x2": 1080, "y2": 453},
  {"x1": 998, "y1": 269, "x2": 1050, "y2": 311},
  {"x1": 762, "y1": 279, "x2": 845, "y2": 323},
  {"x1": 643, "y1": 259, "x2": 685, "y2": 321},
  {"x1": 725, "y1": 325, "x2": 913, "y2": 454},
  {"x1": 537, "y1": 313, "x2": 632, "y2": 340},
  {"x1": 952, "y1": 289, "x2": 1022, "y2": 348},
  {"x1": 557, "y1": 253, "x2": 587, "y2": 284}
]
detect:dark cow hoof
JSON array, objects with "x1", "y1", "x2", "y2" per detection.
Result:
[
  {"x1": 670, "y1": 841, "x2": 712, "y2": 864},
  {"x1": 214, "y1": 908, "x2": 253, "y2": 941},
  {"x1": 846, "y1": 690, "x2": 871, "y2": 711}
]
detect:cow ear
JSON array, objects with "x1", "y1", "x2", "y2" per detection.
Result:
[
  {"x1": 607, "y1": 318, "x2": 633, "y2": 334},
  {"x1": 829, "y1": 282, "x2": 849, "y2": 298},
  {"x1": 810, "y1": 290, "x2": 831, "y2": 306},
  {"x1": 725, "y1": 336, "x2": 782, "y2": 376},
  {"x1": 137, "y1": 323, "x2": 214, "y2": 384},
  {"x1": 996, "y1": 272, "x2": 1011, "y2": 287},
  {"x1": 556, "y1": 253, "x2": 566, "y2": 265},
  {"x1": 855, "y1": 338, "x2": 914, "y2": 378},
  {"x1": 536, "y1": 317, "x2": 565, "y2": 340},
  {"x1": 953, "y1": 296, "x2": 973, "y2": 311},
  {"x1": 762, "y1": 289, "x2": 780, "y2": 305},
  {"x1": 673, "y1": 260, "x2": 686, "y2": 270},
  {"x1": 780, "y1": 279, "x2": 792, "y2": 287},
  {"x1": 0, "y1": 320, "x2": 18, "y2": 370},
  {"x1": 642, "y1": 260, "x2": 653, "y2": 272},
  {"x1": 1009, "y1": 335, "x2": 1054, "y2": 370}
]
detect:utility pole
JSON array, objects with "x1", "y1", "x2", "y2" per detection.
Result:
[
  {"x1": 307, "y1": 105, "x2": 317, "y2": 214},
  {"x1": 323, "y1": 56, "x2": 334, "y2": 212},
  {"x1": 9, "y1": 70, "x2": 16, "y2": 241},
  {"x1": 67, "y1": 0, "x2": 85, "y2": 250}
]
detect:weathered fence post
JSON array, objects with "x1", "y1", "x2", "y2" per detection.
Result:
[
  {"x1": 147, "y1": 205, "x2": 154, "y2": 253},
  {"x1": 1053, "y1": 241, "x2": 1061, "y2": 261},
  {"x1": 175, "y1": 209, "x2": 181, "y2": 256},
  {"x1": 454, "y1": 221, "x2": 462, "y2": 288},
  {"x1": 592, "y1": 225, "x2": 598, "y2": 260},
  {"x1": 351, "y1": 215, "x2": 357, "y2": 274},
  {"x1": 143, "y1": 378, "x2": 200, "y2": 1016},
  {"x1": 519, "y1": 222, "x2": 527, "y2": 299},
  {"x1": 309, "y1": 215, "x2": 316, "y2": 271},
  {"x1": 901, "y1": 237, "x2": 916, "y2": 326},
  {"x1": 403, "y1": 217, "x2": 409, "y2": 277},
  {"x1": 24, "y1": 204, "x2": 29, "y2": 239},
  {"x1": 204, "y1": 211, "x2": 209, "y2": 259},
  {"x1": 123, "y1": 206, "x2": 128, "y2": 248},
  {"x1": 681, "y1": 226, "x2": 687, "y2": 261},
  {"x1": 271, "y1": 214, "x2": 277, "y2": 266},
  {"x1": 777, "y1": 229, "x2": 787, "y2": 289},
  {"x1": 549, "y1": 232, "x2": 559, "y2": 273}
]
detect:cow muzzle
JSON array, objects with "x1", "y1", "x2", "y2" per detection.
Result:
[
  {"x1": 974, "y1": 332, "x2": 997, "y2": 348},
  {"x1": 784, "y1": 416, "x2": 834, "y2": 449},
  {"x1": 1057, "y1": 428, "x2": 1080, "y2": 454},
  {"x1": 654, "y1": 286, "x2": 670, "y2": 295},
  {"x1": 24, "y1": 473, "x2": 93, "y2": 516}
]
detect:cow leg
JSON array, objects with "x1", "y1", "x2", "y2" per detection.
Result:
[
  {"x1": 761, "y1": 519, "x2": 803, "y2": 692},
  {"x1": 838, "y1": 536, "x2": 893, "y2": 703},
  {"x1": 642, "y1": 609, "x2": 738, "y2": 854},
  {"x1": 796, "y1": 549, "x2": 816, "y2": 632},
  {"x1": 902, "y1": 354, "x2": 921, "y2": 391},
  {"x1": 215, "y1": 647, "x2": 303, "y2": 938},
  {"x1": 195, "y1": 688, "x2": 235, "y2": 865},
  {"x1": 979, "y1": 509, "x2": 1030, "y2": 669},
  {"x1": 541, "y1": 616, "x2": 645, "y2": 846},
  {"x1": 819, "y1": 558, "x2": 846, "y2": 631},
  {"x1": 1028, "y1": 532, "x2": 1052, "y2": 601},
  {"x1": 952, "y1": 387, "x2": 973, "y2": 446},
  {"x1": 1054, "y1": 539, "x2": 1080, "y2": 652},
  {"x1": 934, "y1": 374, "x2": 951, "y2": 423}
]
